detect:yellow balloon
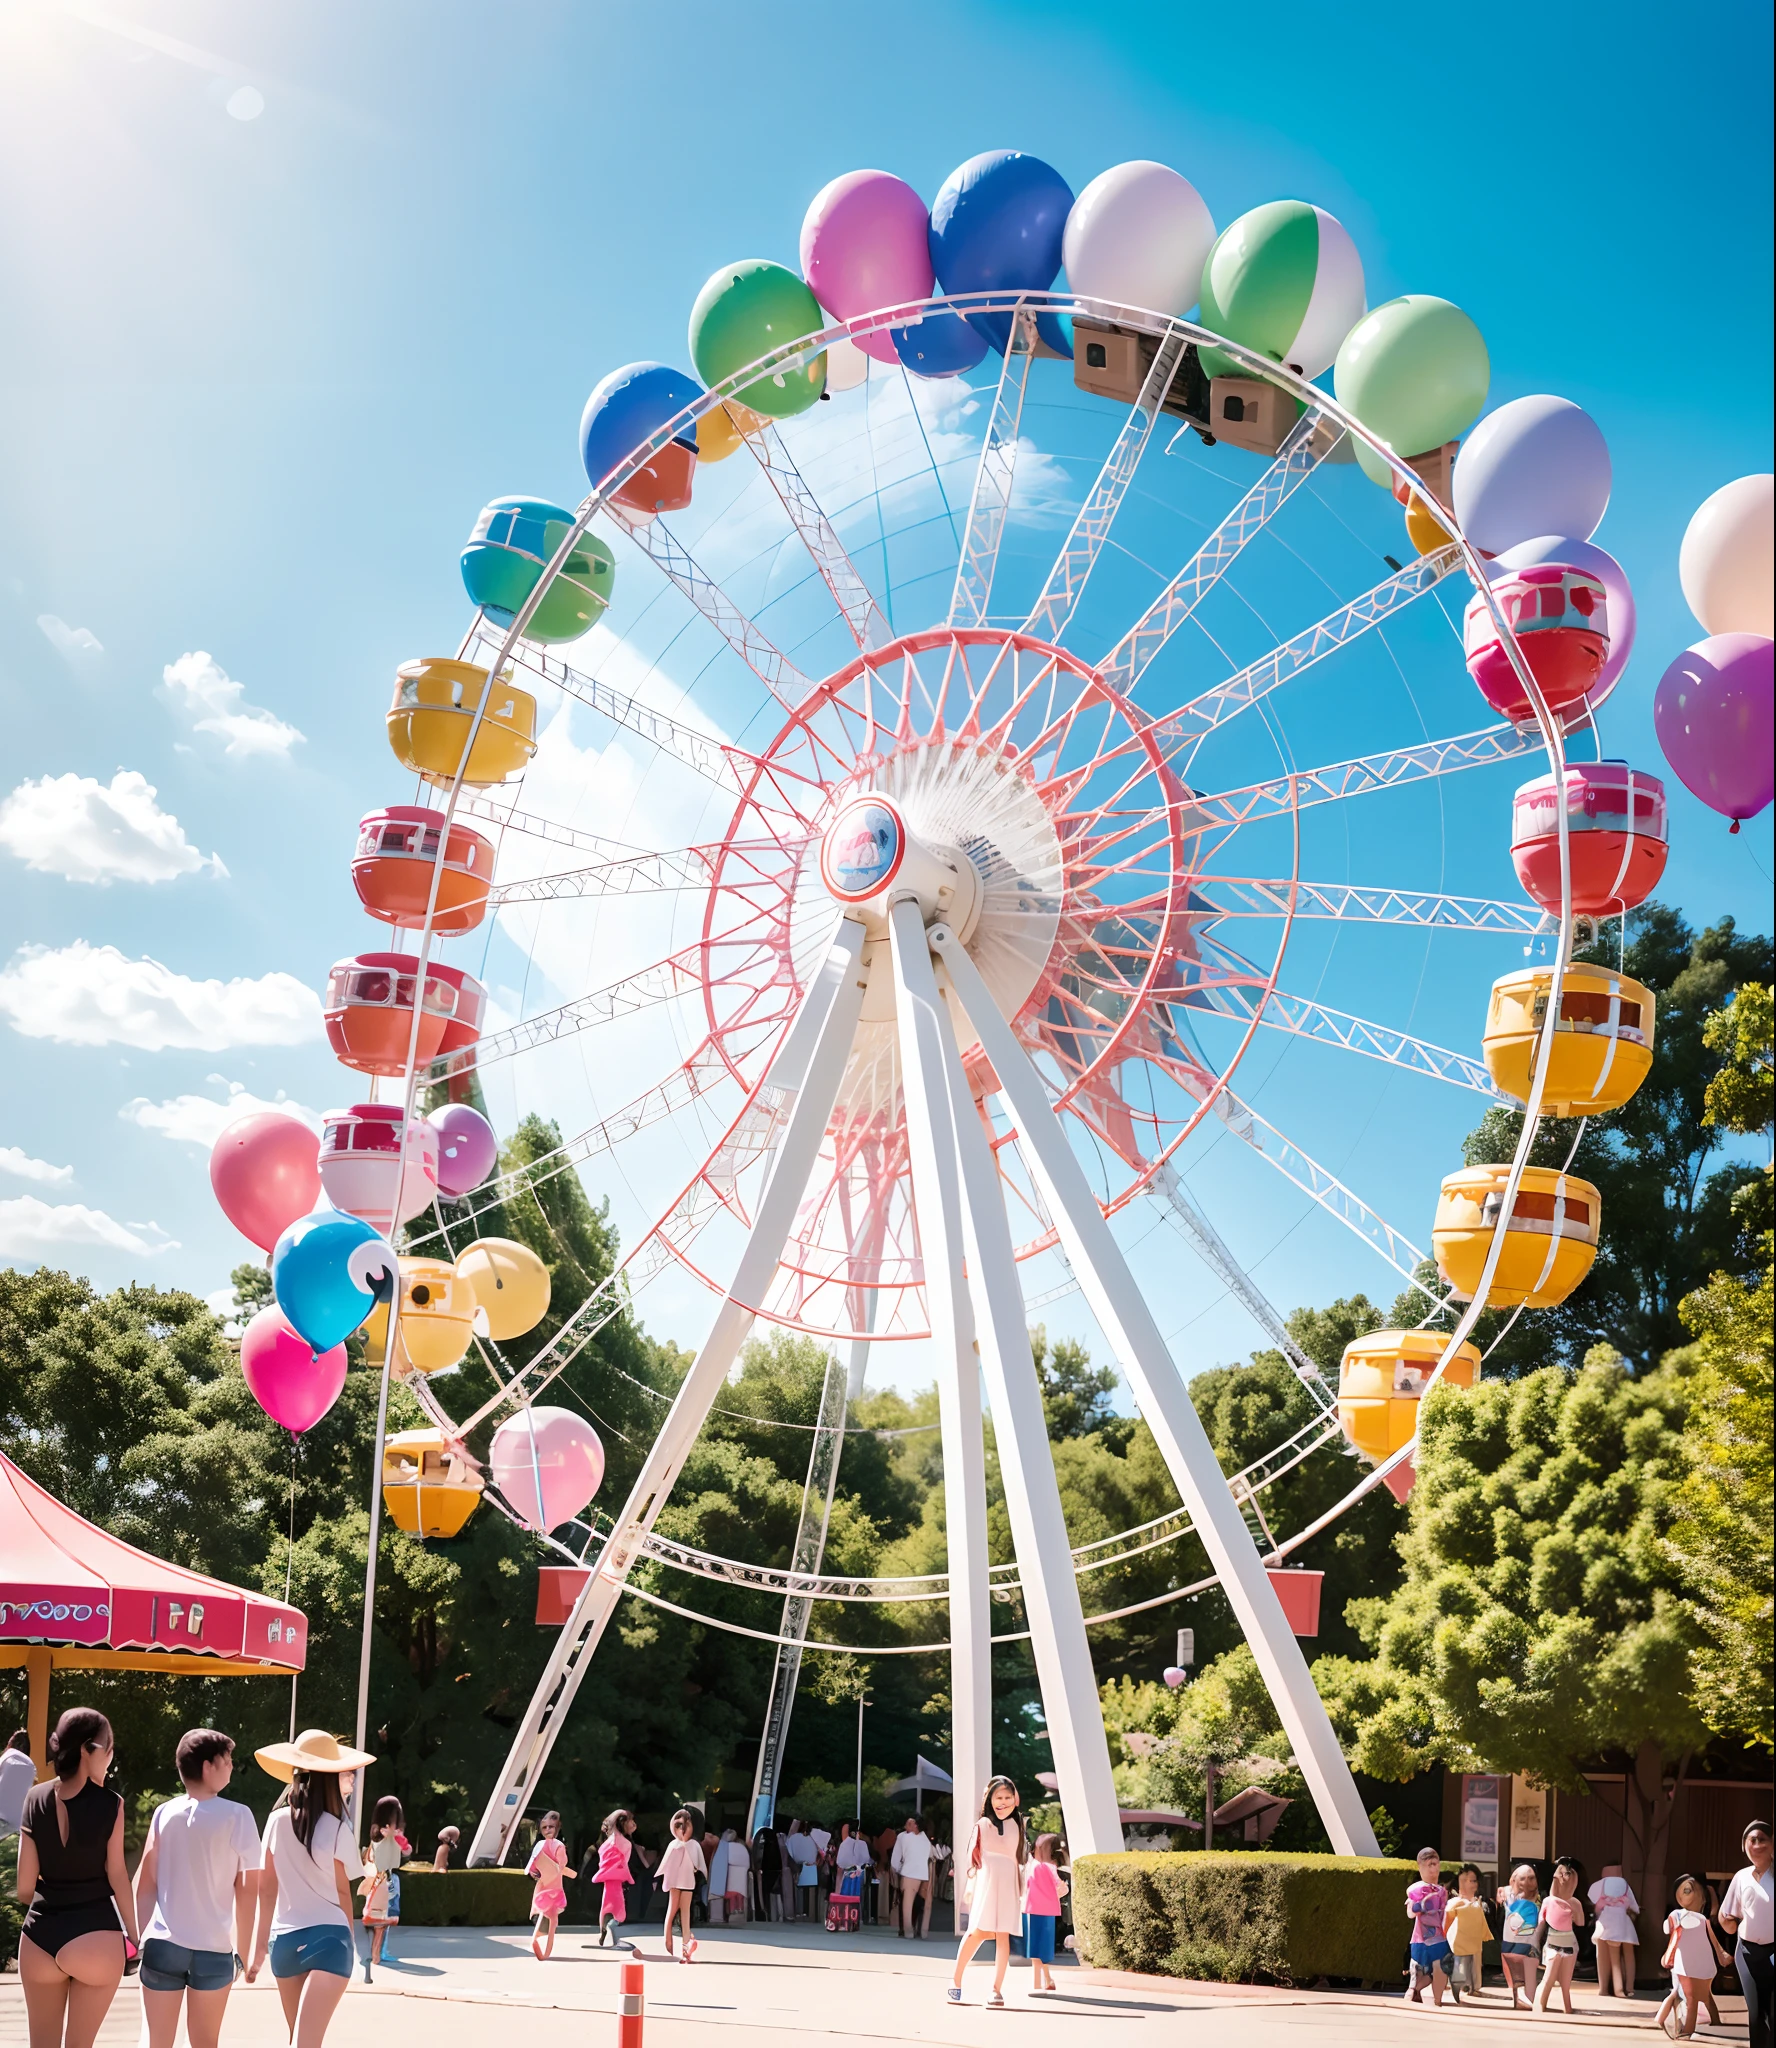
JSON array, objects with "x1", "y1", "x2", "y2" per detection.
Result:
[
  {"x1": 454, "y1": 1237, "x2": 551, "y2": 1340},
  {"x1": 695, "y1": 399, "x2": 768, "y2": 464},
  {"x1": 1404, "y1": 493, "x2": 1452, "y2": 556}
]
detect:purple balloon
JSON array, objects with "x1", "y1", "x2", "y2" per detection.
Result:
[
  {"x1": 1493, "y1": 534, "x2": 1636, "y2": 716},
  {"x1": 1162, "y1": 1665, "x2": 1188, "y2": 1690},
  {"x1": 1654, "y1": 633, "x2": 1774, "y2": 826},
  {"x1": 429, "y1": 1103, "x2": 499, "y2": 1197}
]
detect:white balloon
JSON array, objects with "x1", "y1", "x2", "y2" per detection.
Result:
[
  {"x1": 1453, "y1": 396, "x2": 1611, "y2": 557},
  {"x1": 1287, "y1": 208, "x2": 1366, "y2": 380},
  {"x1": 1062, "y1": 160, "x2": 1215, "y2": 319},
  {"x1": 823, "y1": 334, "x2": 870, "y2": 393},
  {"x1": 1680, "y1": 474, "x2": 1774, "y2": 636}
]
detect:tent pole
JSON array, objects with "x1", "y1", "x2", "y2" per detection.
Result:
[{"x1": 26, "y1": 1649, "x2": 50, "y2": 1780}]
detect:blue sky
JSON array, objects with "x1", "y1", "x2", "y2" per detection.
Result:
[{"x1": 1, "y1": 0, "x2": 1770, "y2": 1388}]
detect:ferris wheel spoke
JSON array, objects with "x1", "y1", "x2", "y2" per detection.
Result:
[
  {"x1": 455, "y1": 794, "x2": 656, "y2": 863},
  {"x1": 485, "y1": 839, "x2": 791, "y2": 908},
  {"x1": 1098, "y1": 406, "x2": 1331, "y2": 697},
  {"x1": 1022, "y1": 330, "x2": 1189, "y2": 643},
  {"x1": 745, "y1": 423, "x2": 892, "y2": 650},
  {"x1": 949, "y1": 309, "x2": 1037, "y2": 629},
  {"x1": 1191, "y1": 876, "x2": 1548, "y2": 933}
]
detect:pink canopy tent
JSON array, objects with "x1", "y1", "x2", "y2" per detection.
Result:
[{"x1": 0, "y1": 1448, "x2": 306, "y2": 1776}]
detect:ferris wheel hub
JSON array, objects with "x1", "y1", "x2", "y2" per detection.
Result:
[{"x1": 817, "y1": 791, "x2": 983, "y2": 941}]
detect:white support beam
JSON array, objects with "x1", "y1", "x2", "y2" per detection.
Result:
[
  {"x1": 1190, "y1": 877, "x2": 1550, "y2": 936},
  {"x1": 486, "y1": 844, "x2": 724, "y2": 908},
  {"x1": 748, "y1": 424, "x2": 893, "y2": 651},
  {"x1": 931, "y1": 924, "x2": 1380, "y2": 1858},
  {"x1": 949, "y1": 310, "x2": 1036, "y2": 629}
]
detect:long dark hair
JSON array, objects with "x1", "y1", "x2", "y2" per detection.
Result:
[
  {"x1": 979, "y1": 1775, "x2": 1027, "y2": 1864},
  {"x1": 287, "y1": 1767, "x2": 345, "y2": 1856},
  {"x1": 47, "y1": 1708, "x2": 111, "y2": 1783}
]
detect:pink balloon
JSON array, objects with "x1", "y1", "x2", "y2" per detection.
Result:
[
  {"x1": 801, "y1": 169, "x2": 933, "y2": 368},
  {"x1": 210, "y1": 1113, "x2": 322, "y2": 1252},
  {"x1": 1654, "y1": 632, "x2": 1774, "y2": 826},
  {"x1": 429, "y1": 1103, "x2": 499, "y2": 1198},
  {"x1": 489, "y1": 1405, "x2": 605, "y2": 1531},
  {"x1": 1493, "y1": 534, "x2": 1636, "y2": 718},
  {"x1": 239, "y1": 1305, "x2": 347, "y2": 1433},
  {"x1": 1162, "y1": 1666, "x2": 1188, "y2": 1690}
]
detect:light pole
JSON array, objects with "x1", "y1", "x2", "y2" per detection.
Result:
[{"x1": 855, "y1": 1691, "x2": 871, "y2": 1827}]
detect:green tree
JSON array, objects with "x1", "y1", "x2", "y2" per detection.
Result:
[{"x1": 1029, "y1": 1325, "x2": 1123, "y2": 1443}]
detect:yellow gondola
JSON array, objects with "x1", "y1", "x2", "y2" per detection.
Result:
[
  {"x1": 386, "y1": 658, "x2": 537, "y2": 788},
  {"x1": 1483, "y1": 964, "x2": 1655, "y2": 1116},
  {"x1": 1337, "y1": 1329, "x2": 1481, "y2": 1463},
  {"x1": 363, "y1": 1259, "x2": 477, "y2": 1374},
  {"x1": 381, "y1": 1429, "x2": 483, "y2": 1539},
  {"x1": 1433, "y1": 1165, "x2": 1601, "y2": 1308}
]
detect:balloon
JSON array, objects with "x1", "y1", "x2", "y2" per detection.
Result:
[
  {"x1": 579, "y1": 362, "x2": 704, "y2": 499},
  {"x1": 1493, "y1": 535, "x2": 1636, "y2": 714},
  {"x1": 823, "y1": 334, "x2": 870, "y2": 393},
  {"x1": 1654, "y1": 633, "x2": 1775, "y2": 827},
  {"x1": 272, "y1": 1209, "x2": 397, "y2": 1356},
  {"x1": 1680, "y1": 474, "x2": 1774, "y2": 636},
  {"x1": 454, "y1": 1237, "x2": 551, "y2": 1339},
  {"x1": 429, "y1": 1103, "x2": 498, "y2": 1198},
  {"x1": 490, "y1": 1406, "x2": 604, "y2": 1532},
  {"x1": 928, "y1": 150, "x2": 1073, "y2": 356},
  {"x1": 1062, "y1": 160, "x2": 1216, "y2": 320},
  {"x1": 1405, "y1": 494, "x2": 1452, "y2": 555},
  {"x1": 1198, "y1": 200, "x2": 1365, "y2": 383},
  {"x1": 318, "y1": 1106, "x2": 438, "y2": 1235},
  {"x1": 694, "y1": 398, "x2": 768, "y2": 464},
  {"x1": 688, "y1": 261, "x2": 827, "y2": 420},
  {"x1": 209, "y1": 1113, "x2": 321, "y2": 1253},
  {"x1": 800, "y1": 169, "x2": 932, "y2": 367},
  {"x1": 459, "y1": 498, "x2": 614, "y2": 644},
  {"x1": 891, "y1": 301, "x2": 989, "y2": 378},
  {"x1": 239, "y1": 1306, "x2": 347, "y2": 1434},
  {"x1": 1162, "y1": 1666, "x2": 1187, "y2": 1690},
  {"x1": 1334, "y1": 296, "x2": 1489, "y2": 487},
  {"x1": 1452, "y1": 397, "x2": 1611, "y2": 558}
]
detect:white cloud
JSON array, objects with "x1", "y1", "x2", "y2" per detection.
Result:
[
  {"x1": 0, "y1": 1147, "x2": 73, "y2": 1185},
  {"x1": 0, "y1": 770, "x2": 226, "y2": 885},
  {"x1": 121, "y1": 1076, "x2": 321, "y2": 1149},
  {"x1": 0, "y1": 942, "x2": 322, "y2": 1050},
  {"x1": 0, "y1": 1196, "x2": 176, "y2": 1263},
  {"x1": 37, "y1": 615, "x2": 103, "y2": 668},
  {"x1": 162, "y1": 651, "x2": 304, "y2": 760}
]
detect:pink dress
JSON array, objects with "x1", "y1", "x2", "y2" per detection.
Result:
[
  {"x1": 595, "y1": 1834, "x2": 632, "y2": 1922},
  {"x1": 527, "y1": 1837, "x2": 569, "y2": 1918},
  {"x1": 965, "y1": 1818, "x2": 1025, "y2": 1936}
]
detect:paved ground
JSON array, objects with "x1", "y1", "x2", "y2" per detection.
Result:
[{"x1": 0, "y1": 1925, "x2": 1751, "y2": 2046}]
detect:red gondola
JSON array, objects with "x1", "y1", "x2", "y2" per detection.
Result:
[
  {"x1": 323, "y1": 953, "x2": 457, "y2": 1077},
  {"x1": 429, "y1": 964, "x2": 488, "y2": 1061},
  {"x1": 1510, "y1": 762, "x2": 1669, "y2": 917},
  {"x1": 1464, "y1": 564, "x2": 1608, "y2": 723},
  {"x1": 351, "y1": 806, "x2": 494, "y2": 935}
]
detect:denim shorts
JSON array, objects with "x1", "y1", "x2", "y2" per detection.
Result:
[
  {"x1": 269, "y1": 1926, "x2": 355, "y2": 1980},
  {"x1": 138, "y1": 1938, "x2": 237, "y2": 1992}
]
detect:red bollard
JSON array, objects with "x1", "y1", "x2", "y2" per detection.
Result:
[{"x1": 617, "y1": 1958, "x2": 644, "y2": 2047}]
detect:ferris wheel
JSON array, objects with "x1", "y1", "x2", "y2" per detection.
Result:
[{"x1": 245, "y1": 154, "x2": 1677, "y2": 1872}]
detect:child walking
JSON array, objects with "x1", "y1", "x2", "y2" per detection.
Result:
[
  {"x1": 525, "y1": 1812, "x2": 576, "y2": 1962},
  {"x1": 1588, "y1": 1862, "x2": 1640, "y2": 1998},
  {"x1": 1533, "y1": 1856, "x2": 1586, "y2": 2015},
  {"x1": 1405, "y1": 1847, "x2": 1453, "y2": 2006},
  {"x1": 593, "y1": 1810, "x2": 637, "y2": 1950},
  {"x1": 1022, "y1": 1834, "x2": 1069, "y2": 1993},
  {"x1": 1659, "y1": 1872, "x2": 1732, "y2": 2040},
  {"x1": 947, "y1": 1777, "x2": 1028, "y2": 2010},
  {"x1": 1496, "y1": 1863, "x2": 1542, "y2": 2009},
  {"x1": 1444, "y1": 1863, "x2": 1491, "y2": 1999},
  {"x1": 359, "y1": 1795, "x2": 408, "y2": 1978},
  {"x1": 658, "y1": 1810, "x2": 707, "y2": 1963}
]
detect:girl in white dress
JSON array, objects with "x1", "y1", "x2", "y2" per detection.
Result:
[
  {"x1": 947, "y1": 1777, "x2": 1027, "y2": 2010},
  {"x1": 1587, "y1": 1863, "x2": 1639, "y2": 1998}
]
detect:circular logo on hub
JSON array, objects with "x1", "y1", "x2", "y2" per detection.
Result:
[{"x1": 820, "y1": 797, "x2": 905, "y2": 902}]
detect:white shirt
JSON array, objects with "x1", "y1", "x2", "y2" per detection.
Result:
[
  {"x1": 891, "y1": 1831, "x2": 933, "y2": 1881},
  {"x1": 0, "y1": 1748, "x2": 36, "y2": 1832},
  {"x1": 809, "y1": 1827, "x2": 832, "y2": 1858},
  {"x1": 143, "y1": 1794, "x2": 263, "y2": 1953},
  {"x1": 1722, "y1": 1865, "x2": 1775, "y2": 1944},
  {"x1": 835, "y1": 1836, "x2": 873, "y2": 1871},
  {"x1": 262, "y1": 1808, "x2": 354, "y2": 1935},
  {"x1": 785, "y1": 1830, "x2": 816, "y2": 1871}
]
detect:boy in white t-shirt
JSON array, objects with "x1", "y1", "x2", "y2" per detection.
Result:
[{"x1": 133, "y1": 1728, "x2": 263, "y2": 2048}]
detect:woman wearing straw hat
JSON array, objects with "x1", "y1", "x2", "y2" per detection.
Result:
[{"x1": 246, "y1": 1730, "x2": 374, "y2": 2048}]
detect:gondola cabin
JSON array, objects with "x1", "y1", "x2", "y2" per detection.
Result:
[
  {"x1": 429, "y1": 964, "x2": 487, "y2": 1062},
  {"x1": 323, "y1": 953, "x2": 457, "y2": 1077},
  {"x1": 1337, "y1": 1330, "x2": 1481, "y2": 1464},
  {"x1": 1464, "y1": 565, "x2": 1608, "y2": 723},
  {"x1": 460, "y1": 497, "x2": 614, "y2": 644},
  {"x1": 1433, "y1": 1165, "x2": 1601, "y2": 1308},
  {"x1": 1510, "y1": 763, "x2": 1668, "y2": 917},
  {"x1": 1483, "y1": 964, "x2": 1655, "y2": 1116},
  {"x1": 318, "y1": 1105, "x2": 439, "y2": 1235},
  {"x1": 386, "y1": 658, "x2": 537, "y2": 789},
  {"x1": 381, "y1": 1429, "x2": 483, "y2": 1539},
  {"x1": 351, "y1": 807, "x2": 494, "y2": 935}
]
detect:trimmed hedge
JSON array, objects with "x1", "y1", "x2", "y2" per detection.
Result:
[
  {"x1": 349, "y1": 1867, "x2": 537, "y2": 1926},
  {"x1": 1073, "y1": 1850, "x2": 1417, "y2": 1986}
]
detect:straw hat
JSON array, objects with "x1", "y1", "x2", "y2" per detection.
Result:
[{"x1": 254, "y1": 1728, "x2": 376, "y2": 1782}]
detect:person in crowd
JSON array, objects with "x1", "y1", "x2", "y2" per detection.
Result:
[
  {"x1": 524, "y1": 1810, "x2": 575, "y2": 1962},
  {"x1": 750, "y1": 1824, "x2": 781, "y2": 1923},
  {"x1": 808, "y1": 1819, "x2": 832, "y2": 1916},
  {"x1": 708, "y1": 1828, "x2": 746, "y2": 1926},
  {"x1": 1444, "y1": 1862, "x2": 1490, "y2": 1999},
  {"x1": 1496, "y1": 1863, "x2": 1541, "y2": 2009},
  {"x1": 15, "y1": 1708, "x2": 140, "y2": 2048},
  {"x1": 1533, "y1": 1855, "x2": 1586, "y2": 2016},
  {"x1": 891, "y1": 1815, "x2": 934, "y2": 1940},
  {"x1": 946, "y1": 1777, "x2": 1027, "y2": 2009},
  {"x1": 834, "y1": 1821, "x2": 873, "y2": 1931},
  {"x1": 133, "y1": 1728, "x2": 261, "y2": 2048},
  {"x1": 624, "y1": 1830, "x2": 657, "y2": 1928},
  {"x1": 1659, "y1": 1870, "x2": 1733, "y2": 2040},
  {"x1": 430, "y1": 1827, "x2": 459, "y2": 1873},
  {"x1": 1587, "y1": 1860, "x2": 1640, "y2": 1998},
  {"x1": 1022, "y1": 1834, "x2": 1069, "y2": 1994},
  {"x1": 658, "y1": 1809, "x2": 706, "y2": 1962},
  {"x1": 0, "y1": 1729, "x2": 36, "y2": 1842},
  {"x1": 873, "y1": 1823, "x2": 899, "y2": 1928},
  {"x1": 248, "y1": 1728, "x2": 373, "y2": 2048},
  {"x1": 1722, "y1": 1821, "x2": 1774, "y2": 2048},
  {"x1": 784, "y1": 1818, "x2": 817, "y2": 1918},
  {"x1": 593, "y1": 1810, "x2": 638, "y2": 1948},
  {"x1": 359, "y1": 1795, "x2": 407, "y2": 1975},
  {"x1": 1404, "y1": 1846, "x2": 1452, "y2": 2006}
]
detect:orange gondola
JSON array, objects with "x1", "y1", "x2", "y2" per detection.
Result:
[
  {"x1": 323, "y1": 953, "x2": 457, "y2": 1077},
  {"x1": 351, "y1": 806, "x2": 494, "y2": 935}
]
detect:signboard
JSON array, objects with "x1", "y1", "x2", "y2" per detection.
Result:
[
  {"x1": 1509, "y1": 1777, "x2": 1548, "y2": 1860},
  {"x1": 1460, "y1": 1773, "x2": 1501, "y2": 1865}
]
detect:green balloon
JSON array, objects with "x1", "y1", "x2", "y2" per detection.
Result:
[
  {"x1": 1197, "y1": 200, "x2": 1321, "y2": 383},
  {"x1": 689, "y1": 260, "x2": 827, "y2": 419},
  {"x1": 1334, "y1": 295, "x2": 1489, "y2": 485}
]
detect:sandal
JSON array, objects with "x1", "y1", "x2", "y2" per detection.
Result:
[{"x1": 988, "y1": 1989, "x2": 1005, "y2": 2007}]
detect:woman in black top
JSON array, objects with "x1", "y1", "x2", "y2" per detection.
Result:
[{"x1": 15, "y1": 1708, "x2": 141, "y2": 2048}]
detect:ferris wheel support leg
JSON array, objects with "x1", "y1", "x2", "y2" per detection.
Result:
[
  {"x1": 930, "y1": 925, "x2": 1381, "y2": 1859},
  {"x1": 886, "y1": 900, "x2": 994, "y2": 1842},
  {"x1": 463, "y1": 916, "x2": 870, "y2": 1868}
]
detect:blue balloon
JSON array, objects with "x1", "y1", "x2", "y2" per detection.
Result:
[
  {"x1": 579, "y1": 362, "x2": 704, "y2": 492},
  {"x1": 891, "y1": 302, "x2": 990, "y2": 379},
  {"x1": 929, "y1": 150, "x2": 1074, "y2": 356},
  {"x1": 272, "y1": 1209, "x2": 397, "y2": 1356}
]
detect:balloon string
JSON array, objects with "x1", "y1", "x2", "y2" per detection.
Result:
[{"x1": 287, "y1": 1432, "x2": 299, "y2": 1741}]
